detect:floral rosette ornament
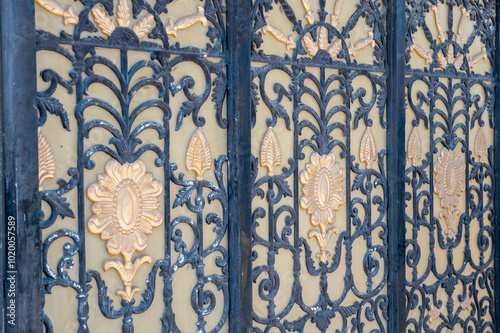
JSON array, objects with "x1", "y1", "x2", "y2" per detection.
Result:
[
  {"x1": 300, "y1": 152, "x2": 346, "y2": 262},
  {"x1": 87, "y1": 159, "x2": 163, "y2": 301},
  {"x1": 433, "y1": 147, "x2": 465, "y2": 238}
]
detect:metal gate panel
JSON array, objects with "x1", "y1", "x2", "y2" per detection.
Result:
[
  {"x1": 404, "y1": 1, "x2": 495, "y2": 332},
  {"x1": 35, "y1": 0, "x2": 229, "y2": 331},
  {"x1": 2, "y1": 0, "x2": 498, "y2": 332},
  {"x1": 250, "y1": 1, "x2": 388, "y2": 331}
]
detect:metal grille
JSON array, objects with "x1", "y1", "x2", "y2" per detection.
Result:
[{"x1": 0, "y1": 0, "x2": 498, "y2": 332}]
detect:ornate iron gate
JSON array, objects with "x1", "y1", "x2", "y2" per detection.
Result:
[{"x1": 0, "y1": 0, "x2": 499, "y2": 332}]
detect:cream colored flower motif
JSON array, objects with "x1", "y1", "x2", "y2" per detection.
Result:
[
  {"x1": 434, "y1": 148, "x2": 466, "y2": 210},
  {"x1": 87, "y1": 159, "x2": 163, "y2": 263},
  {"x1": 428, "y1": 304, "x2": 441, "y2": 324},
  {"x1": 300, "y1": 152, "x2": 346, "y2": 233},
  {"x1": 461, "y1": 295, "x2": 473, "y2": 311}
]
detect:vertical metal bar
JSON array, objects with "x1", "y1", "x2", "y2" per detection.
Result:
[
  {"x1": 386, "y1": 0, "x2": 406, "y2": 331},
  {"x1": 493, "y1": 1, "x2": 500, "y2": 330},
  {"x1": 0, "y1": 0, "x2": 41, "y2": 332},
  {"x1": 0, "y1": 8, "x2": 4, "y2": 330},
  {"x1": 226, "y1": 0, "x2": 253, "y2": 330}
]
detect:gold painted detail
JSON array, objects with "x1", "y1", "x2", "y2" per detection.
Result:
[
  {"x1": 431, "y1": 6, "x2": 446, "y2": 43},
  {"x1": 434, "y1": 148, "x2": 465, "y2": 238},
  {"x1": 456, "y1": 8, "x2": 469, "y2": 45},
  {"x1": 260, "y1": 127, "x2": 282, "y2": 177},
  {"x1": 104, "y1": 256, "x2": 151, "y2": 301},
  {"x1": 301, "y1": 0, "x2": 314, "y2": 25},
  {"x1": 469, "y1": 47, "x2": 488, "y2": 69},
  {"x1": 475, "y1": 127, "x2": 488, "y2": 162},
  {"x1": 348, "y1": 32, "x2": 375, "y2": 57},
  {"x1": 117, "y1": 0, "x2": 130, "y2": 27},
  {"x1": 410, "y1": 5, "x2": 487, "y2": 70},
  {"x1": 461, "y1": 295, "x2": 473, "y2": 311},
  {"x1": 38, "y1": 129, "x2": 56, "y2": 191},
  {"x1": 303, "y1": 29, "x2": 374, "y2": 59},
  {"x1": 91, "y1": 1, "x2": 154, "y2": 38},
  {"x1": 186, "y1": 128, "x2": 212, "y2": 181},
  {"x1": 261, "y1": 16, "x2": 296, "y2": 50},
  {"x1": 428, "y1": 304, "x2": 441, "y2": 324},
  {"x1": 330, "y1": 0, "x2": 344, "y2": 27},
  {"x1": 165, "y1": 6, "x2": 208, "y2": 38},
  {"x1": 300, "y1": 152, "x2": 346, "y2": 262},
  {"x1": 87, "y1": 159, "x2": 163, "y2": 301},
  {"x1": 360, "y1": 127, "x2": 377, "y2": 169},
  {"x1": 407, "y1": 127, "x2": 422, "y2": 166},
  {"x1": 35, "y1": 0, "x2": 78, "y2": 25}
]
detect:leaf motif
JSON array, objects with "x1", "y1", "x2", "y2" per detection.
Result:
[
  {"x1": 274, "y1": 177, "x2": 292, "y2": 197},
  {"x1": 42, "y1": 191, "x2": 75, "y2": 219},
  {"x1": 186, "y1": 128, "x2": 212, "y2": 181},
  {"x1": 176, "y1": 100, "x2": 199, "y2": 130},
  {"x1": 338, "y1": 304, "x2": 359, "y2": 318},
  {"x1": 327, "y1": 38, "x2": 342, "y2": 58},
  {"x1": 447, "y1": 44, "x2": 453, "y2": 64},
  {"x1": 360, "y1": 127, "x2": 377, "y2": 169},
  {"x1": 37, "y1": 96, "x2": 70, "y2": 130},
  {"x1": 303, "y1": 35, "x2": 318, "y2": 57},
  {"x1": 260, "y1": 127, "x2": 282, "y2": 176},
  {"x1": 407, "y1": 127, "x2": 422, "y2": 166},
  {"x1": 318, "y1": 26, "x2": 328, "y2": 50},
  {"x1": 475, "y1": 127, "x2": 487, "y2": 161},
  {"x1": 351, "y1": 173, "x2": 365, "y2": 191},
  {"x1": 117, "y1": 0, "x2": 131, "y2": 27},
  {"x1": 91, "y1": 7, "x2": 115, "y2": 36},
  {"x1": 132, "y1": 14, "x2": 154, "y2": 38},
  {"x1": 38, "y1": 129, "x2": 56, "y2": 190},
  {"x1": 453, "y1": 54, "x2": 464, "y2": 70},
  {"x1": 173, "y1": 185, "x2": 196, "y2": 208},
  {"x1": 437, "y1": 52, "x2": 447, "y2": 69},
  {"x1": 212, "y1": 76, "x2": 227, "y2": 128}
]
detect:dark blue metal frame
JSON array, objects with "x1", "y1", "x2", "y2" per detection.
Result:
[
  {"x1": 227, "y1": 0, "x2": 253, "y2": 331},
  {"x1": 0, "y1": 0, "x2": 41, "y2": 332},
  {"x1": 386, "y1": 0, "x2": 406, "y2": 331}
]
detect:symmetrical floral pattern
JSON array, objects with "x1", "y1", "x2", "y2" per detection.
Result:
[
  {"x1": 300, "y1": 152, "x2": 346, "y2": 232},
  {"x1": 87, "y1": 159, "x2": 163, "y2": 301},
  {"x1": 88, "y1": 159, "x2": 163, "y2": 262},
  {"x1": 434, "y1": 148, "x2": 465, "y2": 211},
  {"x1": 300, "y1": 151, "x2": 346, "y2": 262}
]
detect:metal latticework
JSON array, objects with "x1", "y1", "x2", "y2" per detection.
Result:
[
  {"x1": 405, "y1": 1, "x2": 495, "y2": 332},
  {"x1": 0, "y1": 0, "x2": 498, "y2": 332}
]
